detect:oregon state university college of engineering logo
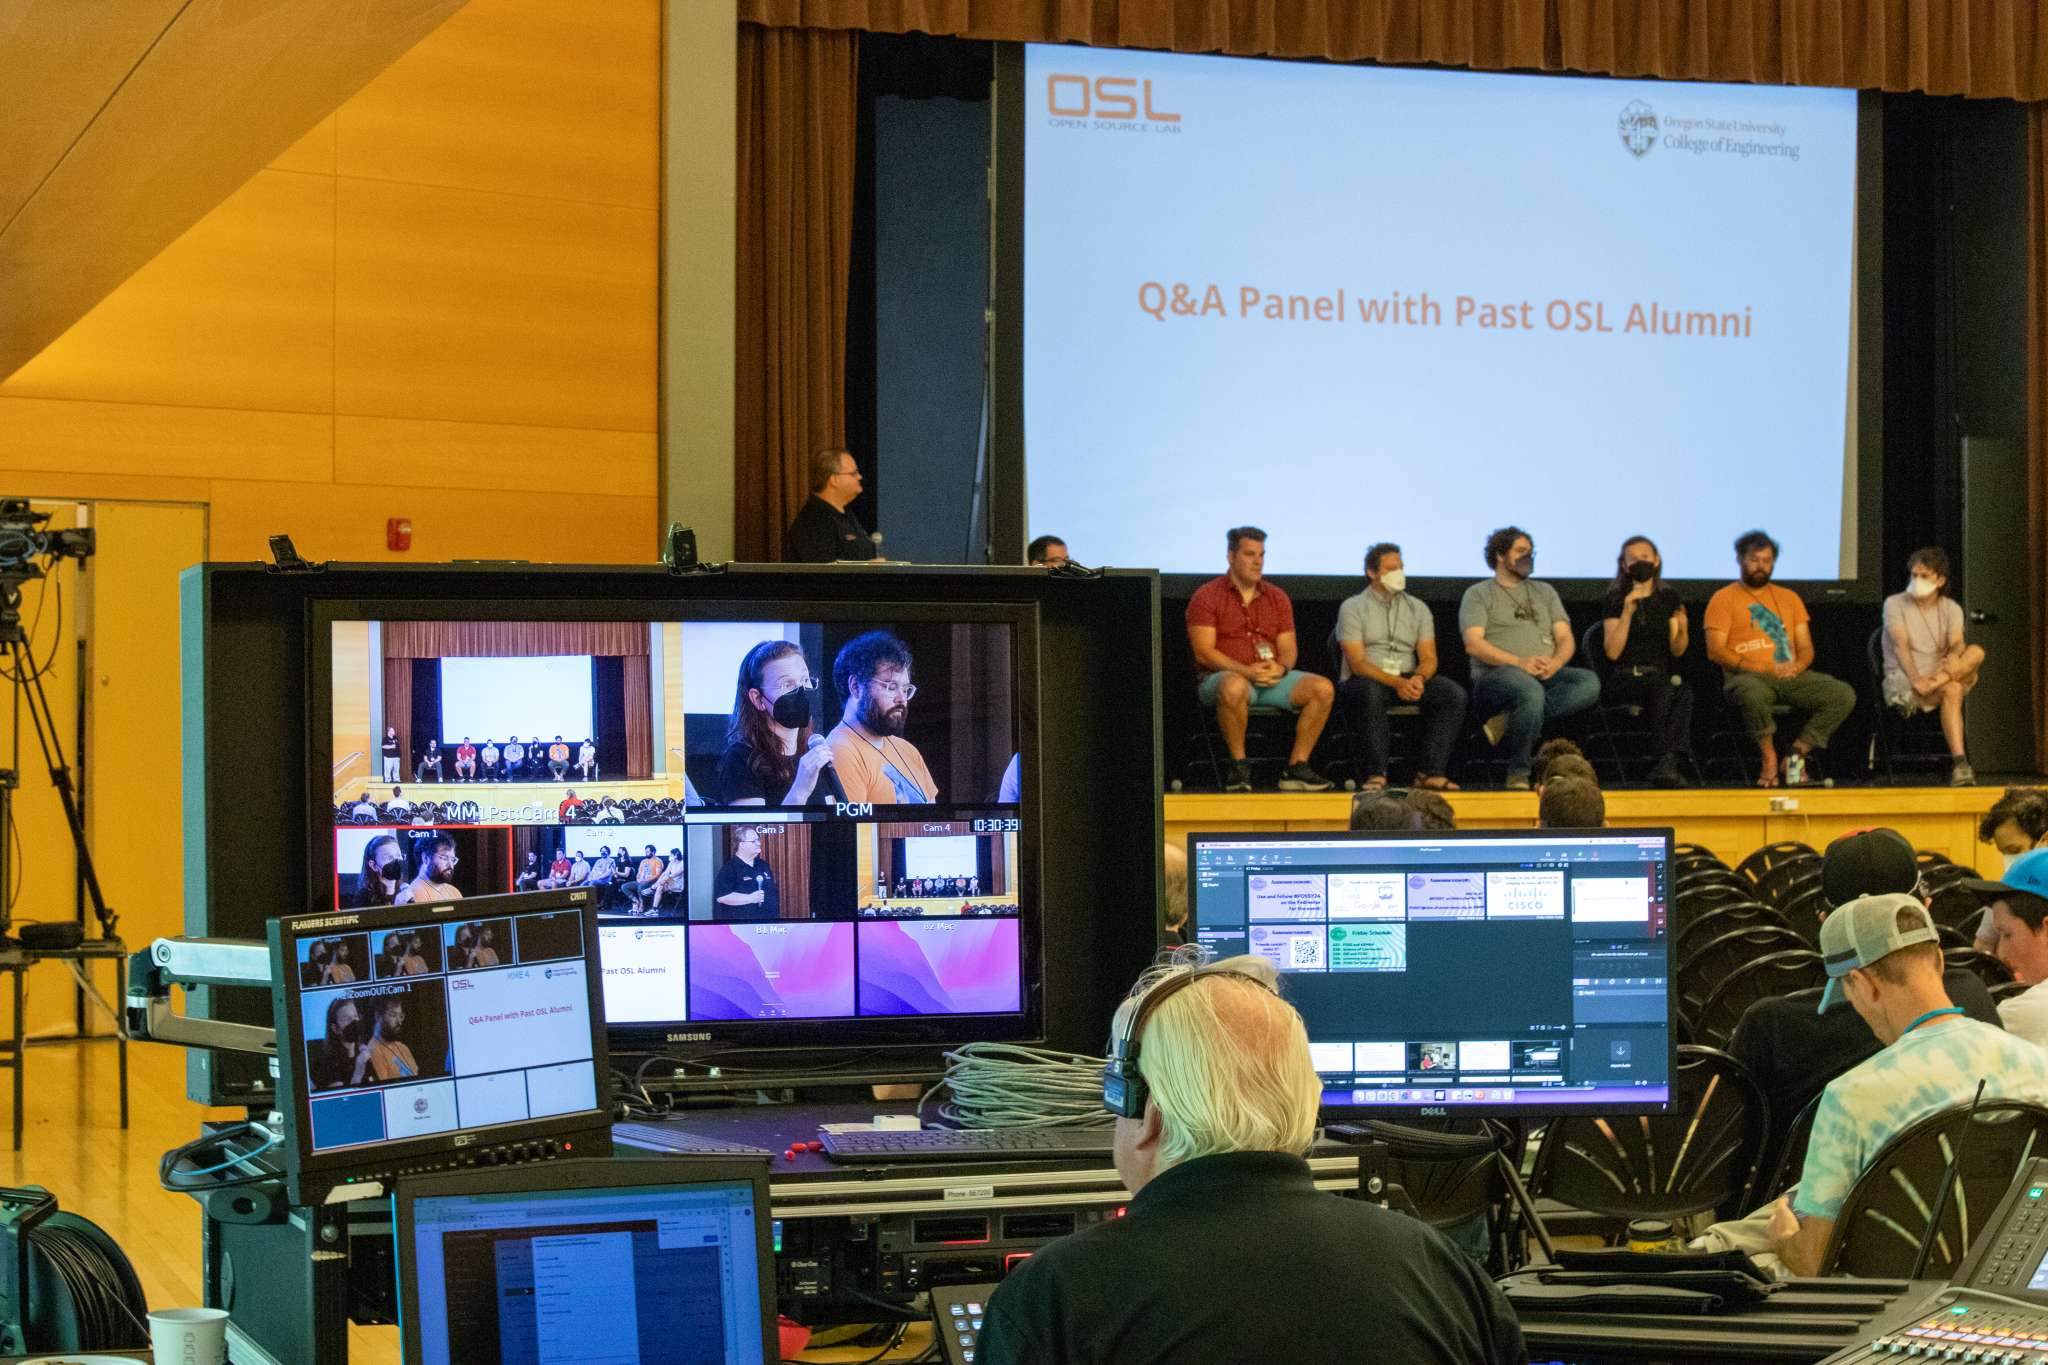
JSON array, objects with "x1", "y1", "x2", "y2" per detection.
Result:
[{"x1": 1618, "y1": 100, "x2": 1658, "y2": 158}]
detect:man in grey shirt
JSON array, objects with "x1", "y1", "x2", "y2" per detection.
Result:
[
  {"x1": 1335, "y1": 543, "x2": 1467, "y2": 790},
  {"x1": 1458, "y1": 526, "x2": 1599, "y2": 789}
]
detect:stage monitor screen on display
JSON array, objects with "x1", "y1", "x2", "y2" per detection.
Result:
[
  {"x1": 314, "y1": 605, "x2": 1039, "y2": 1057},
  {"x1": 395, "y1": 1159, "x2": 775, "y2": 1365},
  {"x1": 270, "y1": 888, "x2": 614, "y2": 1205},
  {"x1": 1188, "y1": 828, "x2": 1675, "y2": 1118},
  {"x1": 1010, "y1": 44, "x2": 1870, "y2": 584}
]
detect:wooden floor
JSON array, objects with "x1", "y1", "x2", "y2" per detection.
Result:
[{"x1": 23, "y1": 1040, "x2": 930, "y2": 1363}]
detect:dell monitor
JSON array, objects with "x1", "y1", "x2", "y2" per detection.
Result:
[
  {"x1": 271, "y1": 888, "x2": 614, "y2": 1205},
  {"x1": 395, "y1": 1158, "x2": 775, "y2": 1365},
  {"x1": 1188, "y1": 827, "x2": 1676, "y2": 1119}
]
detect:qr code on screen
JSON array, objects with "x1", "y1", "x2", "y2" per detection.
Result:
[{"x1": 1288, "y1": 936, "x2": 1323, "y2": 968}]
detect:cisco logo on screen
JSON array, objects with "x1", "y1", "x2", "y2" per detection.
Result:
[{"x1": 1045, "y1": 74, "x2": 1182, "y2": 133}]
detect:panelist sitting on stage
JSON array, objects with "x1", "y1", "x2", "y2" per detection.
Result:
[
  {"x1": 547, "y1": 736, "x2": 572, "y2": 781},
  {"x1": 454, "y1": 737, "x2": 477, "y2": 781},
  {"x1": 1600, "y1": 536, "x2": 1693, "y2": 788},
  {"x1": 576, "y1": 737, "x2": 597, "y2": 781},
  {"x1": 1882, "y1": 546, "x2": 1985, "y2": 786},
  {"x1": 479, "y1": 739, "x2": 500, "y2": 780},
  {"x1": 787, "y1": 448, "x2": 882, "y2": 562},
  {"x1": 1185, "y1": 527, "x2": 1335, "y2": 793},
  {"x1": 1729, "y1": 828, "x2": 2002, "y2": 1193},
  {"x1": 1459, "y1": 526, "x2": 1599, "y2": 790},
  {"x1": 1961, "y1": 851, "x2": 2048, "y2": 1047},
  {"x1": 1028, "y1": 535, "x2": 1069, "y2": 569},
  {"x1": 396, "y1": 835, "x2": 463, "y2": 905},
  {"x1": 720, "y1": 639, "x2": 840, "y2": 806},
  {"x1": 826, "y1": 630, "x2": 938, "y2": 805},
  {"x1": 629, "y1": 845, "x2": 663, "y2": 912},
  {"x1": 713, "y1": 827, "x2": 779, "y2": 921},
  {"x1": 1335, "y1": 542, "x2": 1465, "y2": 792},
  {"x1": 502, "y1": 736, "x2": 527, "y2": 783},
  {"x1": 1703, "y1": 530, "x2": 1856, "y2": 787},
  {"x1": 414, "y1": 738, "x2": 443, "y2": 784},
  {"x1": 978, "y1": 954, "x2": 1524, "y2": 1365},
  {"x1": 1766, "y1": 893, "x2": 2048, "y2": 1277}
]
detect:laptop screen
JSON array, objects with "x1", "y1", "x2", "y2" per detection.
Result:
[
  {"x1": 1189, "y1": 827, "x2": 1675, "y2": 1118},
  {"x1": 400, "y1": 1168, "x2": 770, "y2": 1364}
]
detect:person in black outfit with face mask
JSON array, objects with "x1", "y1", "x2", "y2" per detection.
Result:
[
  {"x1": 1599, "y1": 535, "x2": 1694, "y2": 787},
  {"x1": 354, "y1": 834, "x2": 405, "y2": 908},
  {"x1": 716, "y1": 639, "x2": 840, "y2": 806}
]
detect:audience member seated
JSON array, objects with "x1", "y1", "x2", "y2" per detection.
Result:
[
  {"x1": 1600, "y1": 535, "x2": 1693, "y2": 787},
  {"x1": 721, "y1": 640, "x2": 840, "y2": 805},
  {"x1": 348, "y1": 792, "x2": 379, "y2": 821},
  {"x1": 557, "y1": 790, "x2": 585, "y2": 821},
  {"x1": 1963, "y1": 850, "x2": 2048, "y2": 1047},
  {"x1": 1977, "y1": 790, "x2": 2048, "y2": 950},
  {"x1": 547, "y1": 736, "x2": 572, "y2": 781},
  {"x1": 1459, "y1": 526, "x2": 1598, "y2": 790},
  {"x1": 1529, "y1": 738, "x2": 1585, "y2": 787},
  {"x1": 1533, "y1": 753, "x2": 1596, "y2": 796},
  {"x1": 1703, "y1": 530, "x2": 1857, "y2": 788},
  {"x1": 786, "y1": 447, "x2": 881, "y2": 562},
  {"x1": 1765, "y1": 892, "x2": 2048, "y2": 1277},
  {"x1": 385, "y1": 787, "x2": 411, "y2": 817},
  {"x1": 593, "y1": 797, "x2": 624, "y2": 823},
  {"x1": 1537, "y1": 776, "x2": 1604, "y2": 828},
  {"x1": 1729, "y1": 828, "x2": 2003, "y2": 1190},
  {"x1": 825, "y1": 630, "x2": 938, "y2": 805},
  {"x1": 1882, "y1": 546, "x2": 1986, "y2": 786},
  {"x1": 577, "y1": 738, "x2": 597, "y2": 781},
  {"x1": 1335, "y1": 542, "x2": 1465, "y2": 792},
  {"x1": 978, "y1": 955, "x2": 1524, "y2": 1365},
  {"x1": 1161, "y1": 841, "x2": 1187, "y2": 948},
  {"x1": 415, "y1": 738, "x2": 443, "y2": 783},
  {"x1": 1185, "y1": 526, "x2": 1334, "y2": 793},
  {"x1": 453, "y1": 737, "x2": 477, "y2": 781},
  {"x1": 1402, "y1": 788, "x2": 1458, "y2": 831},
  {"x1": 1029, "y1": 535, "x2": 1070, "y2": 569}
]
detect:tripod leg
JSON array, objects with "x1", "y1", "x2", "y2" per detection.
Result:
[{"x1": 8, "y1": 638, "x2": 115, "y2": 939}]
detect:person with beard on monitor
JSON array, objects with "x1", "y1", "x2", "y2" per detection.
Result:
[
  {"x1": 396, "y1": 834, "x2": 463, "y2": 905},
  {"x1": 719, "y1": 639, "x2": 840, "y2": 806},
  {"x1": 825, "y1": 630, "x2": 938, "y2": 805},
  {"x1": 713, "y1": 826, "x2": 779, "y2": 922}
]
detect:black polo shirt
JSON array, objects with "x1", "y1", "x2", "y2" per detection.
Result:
[
  {"x1": 712, "y1": 856, "x2": 778, "y2": 921},
  {"x1": 786, "y1": 495, "x2": 872, "y2": 562},
  {"x1": 979, "y1": 1150, "x2": 1526, "y2": 1365}
]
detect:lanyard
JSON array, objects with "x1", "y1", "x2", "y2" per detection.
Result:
[{"x1": 1902, "y1": 1006, "x2": 1965, "y2": 1036}]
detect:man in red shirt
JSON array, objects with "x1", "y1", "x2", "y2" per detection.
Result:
[
  {"x1": 1185, "y1": 527, "x2": 1334, "y2": 792},
  {"x1": 453, "y1": 738, "x2": 477, "y2": 781}
]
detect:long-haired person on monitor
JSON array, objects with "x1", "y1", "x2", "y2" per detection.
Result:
[
  {"x1": 718, "y1": 639, "x2": 840, "y2": 806},
  {"x1": 355, "y1": 834, "x2": 404, "y2": 909}
]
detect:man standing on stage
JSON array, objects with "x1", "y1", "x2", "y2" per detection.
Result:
[{"x1": 786, "y1": 449, "x2": 884, "y2": 562}]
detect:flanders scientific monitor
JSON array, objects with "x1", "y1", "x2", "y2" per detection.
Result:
[
  {"x1": 1188, "y1": 827, "x2": 1676, "y2": 1119},
  {"x1": 271, "y1": 888, "x2": 613, "y2": 1205}
]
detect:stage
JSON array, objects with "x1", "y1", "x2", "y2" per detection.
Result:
[
  {"x1": 337, "y1": 778, "x2": 688, "y2": 820},
  {"x1": 1164, "y1": 784, "x2": 2024, "y2": 872}
]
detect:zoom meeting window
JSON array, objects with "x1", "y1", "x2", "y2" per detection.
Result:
[
  {"x1": 325, "y1": 617, "x2": 1026, "y2": 1031},
  {"x1": 295, "y1": 909, "x2": 599, "y2": 1152},
  {"x1": 405, "y1": 1179, "x2": 766, "y2": 1365},
  {"x1": 1191, "y1": 832, "x2": 1671, "y2": 1112}
]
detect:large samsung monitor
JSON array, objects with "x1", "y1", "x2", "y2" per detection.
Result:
[
  {"x1": 395, "y1": 1158, "x2": 775, "y2": 1365},
  {"x1": 270, "y1": 888, "x2": 613, "y2": 1205},
  {"x1": 1188, "y1": 827, "x2": 1676, "y2": 1119},
  {"x1": 313, "y1": 601, "x2": 1040, "y2": 1057}
]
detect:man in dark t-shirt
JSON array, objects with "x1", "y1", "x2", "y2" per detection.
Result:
[
  {"x1": 712, "y1": 826, "x2": 779, "y2": 920},
  {"x1": 980, "y1": 957, "x2": 1523, "y2": 1365},
  {"x1": 786, "y1": 448, "x2": 883, "y2": 562},
  {"x1": 1728, "y1": 827, "x2": 2004, "y2": 1188}
]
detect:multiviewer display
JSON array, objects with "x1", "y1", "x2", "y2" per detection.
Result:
[
  {"x1": 1189, "y1": 829, "x2": 1674, "y2": 1117},
  {"x1": 320, "y1": 611, "x2": 1032, "y2": 1044}
]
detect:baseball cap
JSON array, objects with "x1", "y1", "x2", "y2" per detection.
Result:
[
  {"x1": 1816, "y1": 892, "x2": 1941, "y2": 1013},
  {"x1": 1957, "y1": 848, "x2": 2048, "y2": 902},
  {"x1": 1821, "y1": 828, "x2": 1919, "y2": 907}
]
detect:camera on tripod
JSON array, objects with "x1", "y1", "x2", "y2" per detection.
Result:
[{"x1": 0, "y1": 499, "x2": 95, "y2": 585}]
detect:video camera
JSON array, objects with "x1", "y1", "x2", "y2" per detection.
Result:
[{"x1": 0, "y1": 499, "x2": 95, "y2": 583}]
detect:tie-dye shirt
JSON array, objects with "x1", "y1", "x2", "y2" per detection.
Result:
[{"x1": 1794, "y1": 1016, "x2": 2048, "y2": 1220}]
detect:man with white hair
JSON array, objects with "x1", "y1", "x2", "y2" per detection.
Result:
[{"x1": 978, "y1": 954, "x2": 1525, "y2": 1365}]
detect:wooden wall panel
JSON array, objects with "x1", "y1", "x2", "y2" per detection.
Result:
[
  {"x1": 337, "y1": 0, "x2": 659, "y2": 209},
  {"x1": 334, "y1": 177, "x2": 657, "y2": 432},
  {"x1": 2, "y1": 170, "x2": 336, "y2": 413},
  {"x1": 271, "y1": 114, "x2": 337, "y2": 175},
  {"x1": 330, "y1": 621, "x2": 374, "y2": 794},
  {"x1": 337, "y1": 416, "x2": 656, "y2": 495},
  {"x1": 0, "y1": 395, "x2": 331, "y2": 483}
]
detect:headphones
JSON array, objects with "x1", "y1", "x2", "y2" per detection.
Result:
[{"x1": 1101, "y1": 966, "x2": 1276, "y2": 1119}]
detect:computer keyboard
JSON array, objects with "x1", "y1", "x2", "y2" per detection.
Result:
[
  {"x1": 611, "y1": 1122, "x2": 774, "y2": 1159},
  {"x1": 819, "y1": 1126, "x2": 1115, "y2": 1163},
  {"x1": 930, "y1": 1282, "x2": 997, "y2": 1364}
]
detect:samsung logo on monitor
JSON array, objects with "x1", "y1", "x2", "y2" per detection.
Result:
[{"x1": 667, "y1": 1031, "x2": 712, "y2": 1043}]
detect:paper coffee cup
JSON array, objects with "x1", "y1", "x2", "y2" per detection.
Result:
[{"x1": 148, "y1": 1306, "x2": 227, "y2": 1365}]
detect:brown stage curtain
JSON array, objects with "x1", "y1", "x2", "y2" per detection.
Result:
[
  {"x1": 2031, "y1": 104, "x2": 2048, "y2": 771},
  {"x1": 727, "y1": 822, "x2": 814, "y2": 918},
  {"x1": 736, "y1": 23, "x2": 859, "y2": 562},
  {"x1": 382, "y1": 657, "x2": 412, "y2": 789},
  {"x1": 949, "y1": 628, "x2": 1014, "y2": 803},
  {"x1": 740, "y1": 0, "x2": 2048, "y2": 98},
  {"x1": 381, "y1": 621, "x2": 650, "y2": 659},
  {"x1": 623, "y1": 656, "x2": 654, "y2": 779},
  {"x1": 989, "y1": 831, "x2": 1008, "y2": 895}
]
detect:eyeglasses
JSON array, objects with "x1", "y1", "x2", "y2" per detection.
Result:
[
  {"x1": 870, "y1": 678, "x2": 917, "y2": 700},
  {"x1": 778, "y1": 677, "x2": 818, "y2": 693}
]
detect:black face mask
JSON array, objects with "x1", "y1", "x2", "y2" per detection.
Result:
[
  {"x1": 342, "y1": 1015, "x2": 372, "y2": 1044},
  {"x1": 1627, "y1": 560, "x2": 1658, "y2": 583},
  {"x1": 771, "y1": 688, "x2": 811, "y2": 730},
  {"x1": 379, "y1": 858, "x2": 404, "y2": 881}
]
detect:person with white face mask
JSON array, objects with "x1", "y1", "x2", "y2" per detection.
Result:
[
  {"x1": 1881, "y1": 545, "x2": 1985, "y2": 785},
  {"x1": 1334, "y1": 543, "x2": 1466, "y2": 791}
]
